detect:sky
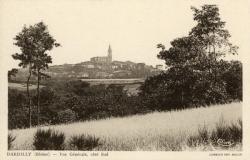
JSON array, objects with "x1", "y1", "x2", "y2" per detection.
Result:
[{"x1": 0, "y1": 0, "x2": 249, "y2": 70}]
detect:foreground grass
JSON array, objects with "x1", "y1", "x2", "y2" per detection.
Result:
[{"x1": 9, "y1": 102, "x2": 242, "y2": 151}]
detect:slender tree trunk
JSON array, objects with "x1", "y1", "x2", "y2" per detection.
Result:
[
  {"x1": 181, "y1": 89, "x2": 184, "y2": 108},
  {"x1": 181, "y1": 74, "x2": 184, "y2": 108},
  {"x1": 27, "y1": 64, "x2": 32, "y2": 128},
  {"x1": 37, "y1": 68, "x2": 40, "y2": 126},
  {"x1": 213, "y1": 45, "x2": 217, "y2": 83},
  {"x1": 212, "y1": 31, "x2": 217, "y2": 83},
  {"x1": 207, "y1": 41, "x2": 213, "y2": 80}
]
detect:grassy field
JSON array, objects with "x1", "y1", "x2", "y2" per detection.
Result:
[
  {"x1": 81, "y1": 79, "x2": 143, "y2": 95},
  {"x1": 81, "y1": 78, "x2": 144, "y2": 85},
  {"x1": 9, "y1": 102, "x2": 242, "y2": 151},
  {"x1": 8, "y1": 81, "x2": 141, "y2": 95},
  {"x1": 8, "y1": 82, "x2": 44, "y2": 91}
]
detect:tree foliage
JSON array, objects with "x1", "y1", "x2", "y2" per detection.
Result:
[
  {"x1": 8, "y1": 81, "x2": 145, "y2": 129},
  {"x1": 12, "y1": 22, "x2": 60, "y2": 126},
  {"x1": 190, "y1": 5, "x2": 238, "y2": 57},
  {"x1": 8, "y1": 68, "x2": 18, "y2": 81},
  {"x1": 140, "y1": 5, "x2": 242, "y2": 109}
]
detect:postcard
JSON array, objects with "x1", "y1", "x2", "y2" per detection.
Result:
[{"x1": 0, "y1": 0, "x2": 249, "y2": 159}]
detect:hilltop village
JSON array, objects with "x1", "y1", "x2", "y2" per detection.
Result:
[
  {"x1": 14, "y1": 45, "x2": 164, "y2": 80},
  {"x1": 46, "y1": 45, "x2": 163, "y2": 79}
]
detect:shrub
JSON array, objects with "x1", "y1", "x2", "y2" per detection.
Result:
[
  {"x1": 8, "y1": 133, "x2": 16, "y2": 150},
  {"x1": 39, "y1": 87, "x2": 57, "y2": 105},
  {"x1": 65, "y1": 80, "x2": 90, "y2": 96},
  {"x1": 33, "y1": 129, "x2": 65, "y2": 150},
  {"x1": 68, "y1": 134, "x2": 100, "y2": 150},
  {"x1": 139, "y1": 60, "x2": 242, "y2": 110},
  {"x1": 222, "y1": 61, "x2": 242, "y2": 101},
  {"x1": 57, "y1": 109, "x2": 76, "y2": 123},
  {"x1": 8, "y1": 89, "x2": 29, "y2": 129}
]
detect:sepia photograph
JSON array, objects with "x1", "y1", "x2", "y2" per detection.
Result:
[{"x1": 0, "y1": 0, "x2": 249, "y2": 159}]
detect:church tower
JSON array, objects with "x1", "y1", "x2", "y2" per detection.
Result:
[{"x1": 108, "y1": 44, "x2": 112, "y2": 63}]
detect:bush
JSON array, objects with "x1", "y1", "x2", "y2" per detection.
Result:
[
  {"x1": 8, "y1": 89, "x2": 29, "y2": 129},
  {"x1": 68, "y1": 134, "x2": 100, "y2": 150},
  {"x1": 33, "y1": 129, "x2": 65, "y2": 150},
  {"x1": 65, "y1": 80, "x2": 90, "y2": 96},
  {"x1": 8, "y1": 133, "x2": 16, "y2": 150},
  {"x1": 139, "y1": 60, "x2": 242, "y2": 110},
  {"x1": 222, "y1": 61, "x2": 242, "y2": 101},
  {"x1": 39, "y1": 87, "x2": 57, "y2": 105},
  {"x1": 57, "y1": 109, "x2": 76, "y2": 124}
]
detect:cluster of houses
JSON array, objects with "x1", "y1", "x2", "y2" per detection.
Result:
[
  {"x1": 14, "y1": 45, "x2": 164, "y2": 80},
  {"x1": 46, "y1": 61, "x2": 163, "y2": 79},
  {"x1": 45, "y1": 45, "x2": 164, "y2": 79}
]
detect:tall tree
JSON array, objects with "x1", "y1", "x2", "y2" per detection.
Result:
[
  {"x1": 13, "y1": 25, "x2": 37, "y2": 127},
  {"x1": 140, "y1": 5, "x2": 240, "y2": 109},
  {"x1": 13, "y1": 22, "x2": 60, "y2": 126},
  {"x1": 30, "y1": 22, "x2": 60, "y2": 126}
]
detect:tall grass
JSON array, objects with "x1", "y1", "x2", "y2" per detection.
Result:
[
  {"x1": 8, "y1": 133, "x2": 16, "y2": 150},
  {"x1": 9, "y1": 103, "x2": 242, "y2": 151},
  {"x1": 210, "y1": 119, "x2": 242, "y2": 146},
  {"x1": 187, "y1": 125, "x2": 210, "y2": 147},
  {"x1": 187, "y1": 119, "x2": 242, "y2": 150}
]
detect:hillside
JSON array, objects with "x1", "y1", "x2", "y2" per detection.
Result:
[
  {"x1": 9, "y1": 103, "x2": 242, "y2": 151},
  {"x1": 10, "y1": 60, "x2": 162, "y2": 82}
]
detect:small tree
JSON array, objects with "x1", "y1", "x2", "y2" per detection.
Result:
[{"x1": 8, "y1": 68, "x2": 18, "y2": 81}]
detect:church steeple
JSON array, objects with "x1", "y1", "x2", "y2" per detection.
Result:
[{"x1": 108, "y1": 44, "x2": 112, "y2": 62}]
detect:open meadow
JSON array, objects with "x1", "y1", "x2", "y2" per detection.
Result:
[
  {"x1": 80, "y1": 79, "x2": 144, "y2": 85},
  {"x1": 81, "y1": 78, "x2": 143, "y2": 95},
  {"x1": 9, "y1": 102, "x2": 242, "y2": 151},
  {"x1": 8, "y1": 83, "x2": 44, "y2": 91}
]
